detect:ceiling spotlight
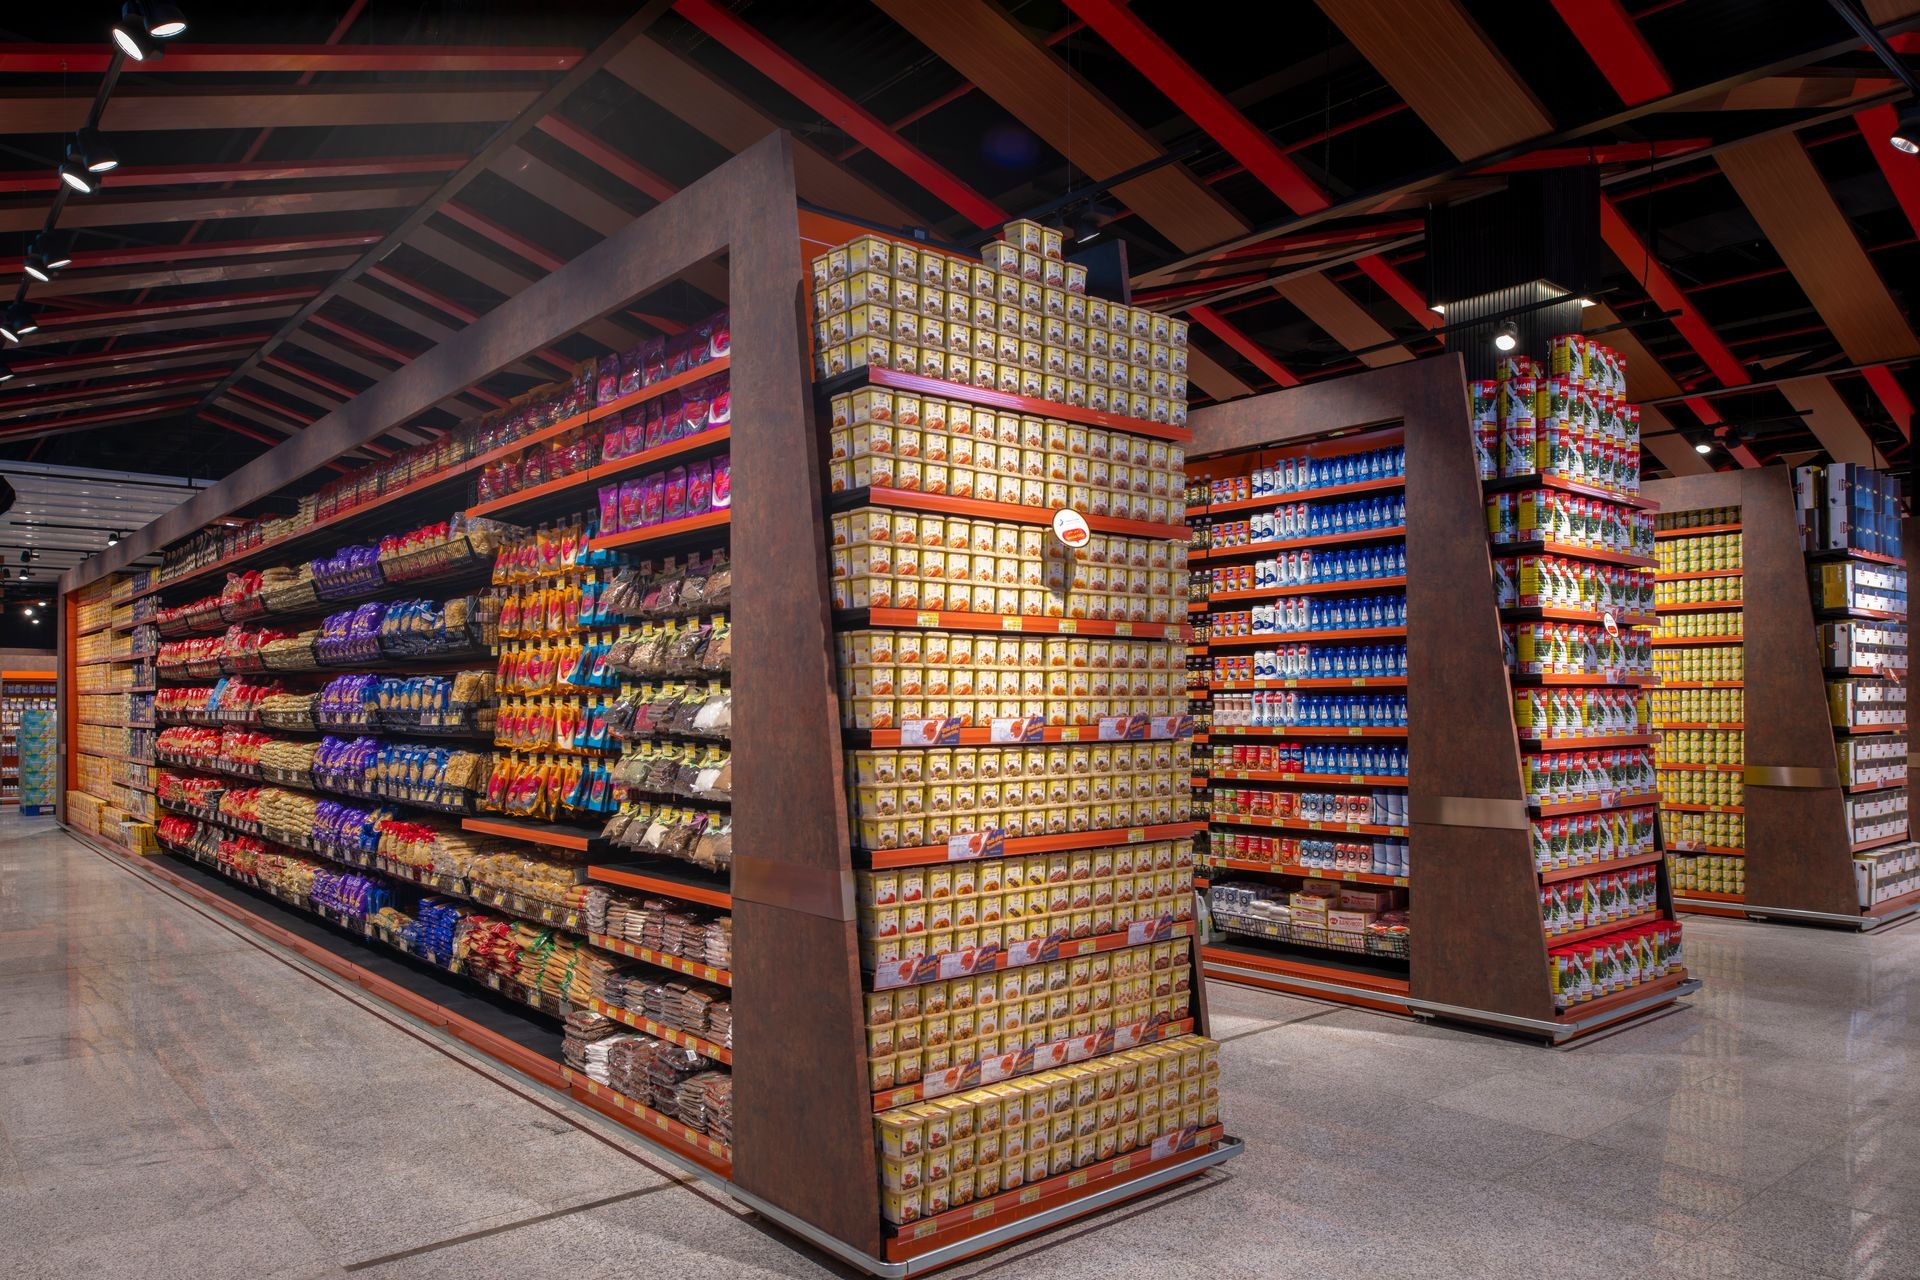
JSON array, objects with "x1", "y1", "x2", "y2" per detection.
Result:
[
  {"x1": 147, "y1": 2, "x2": 187, "y2": 38},
  {"x1": 1894, "y1": 108, "x2": 1920, "y2": 156},
  {"x1": 107, "y1": 531, "x2": 122, "y2": 546},
  {"x1": 1, "y1": 304, "x2": 37, "y2": 343},
  {"x1": 1493, "y1": 319, "x2": 1520, "y2": 353},
  {"x1": 76, "y1": 129, "x2": 119, "y2": 174},
  {"x1": 110, "y1": 2, "x2": 165, "y2": 61},
  {"x1": 1575, "y1": 297, "x2": 1597, "y2": 308},
  {"x1": 22, "y1": 549, "x2": 34, "y2": 563},
  {"x1": 23, "y1": 253, "x2": 51, "y2": 284},
  {"x1": 57, "y1": 154, "x2": 95, "y2": 194},
  {"x1": 15, "y1": 568, "x2": 27, "y2": 581},
  {"x1": 22, "y1": 606, "x2": 33, "y2": 618},
  {"x1": 1694, "y1": 441, "x2": 1714, "y2": 454},
  {"x1": 0, "y1": 359, "x2": 13, "y2": 382},
  {"x1": 1429, "y1": 303, "x2": 1446, "y2": 316}
]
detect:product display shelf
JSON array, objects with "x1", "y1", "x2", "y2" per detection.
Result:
[
  {"x1": 1647, "y1": 468, "x2": 1916, "y2": 928},
  {"x1": 1188, "y1": 358, "x2": 1694, "y2": 1039},
  {"x1": 63, "y1": 575, "x2": 148, "y2": 835},
  {"x1": 813, "y1": 215, "x2": 1243, "y2": 1262},
  {"x1": 1, "y1": 673, "x2": 57, "y2": 811}
]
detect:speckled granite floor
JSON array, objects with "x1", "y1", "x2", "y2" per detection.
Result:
[{"x1": 5, "y1": 815, "x2": 1920, "y2": 1280}]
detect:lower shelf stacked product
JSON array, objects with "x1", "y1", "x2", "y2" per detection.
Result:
[{"x1": 1653, "y1": 506, "x2": 1748, "y2": 911}]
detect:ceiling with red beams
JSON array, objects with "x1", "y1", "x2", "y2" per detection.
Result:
[{"x1": 0, "y1": 0, "x2": 1913, "y2": 495}]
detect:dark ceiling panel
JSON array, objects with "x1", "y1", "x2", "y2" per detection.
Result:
[
  {"x1": 0, "y1": 85, "x2": 542, "y2": 136},
  {"x1": 0, "y1": 185, "x2": 435, "y2": 234}
]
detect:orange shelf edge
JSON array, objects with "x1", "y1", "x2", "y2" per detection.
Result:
[
  {"x1": 1538, "y1": 850, "x2": 1665, "y2": 884},
  {"x1": 1544, "y1": 909, "x2": 1664, "y2": 948},
  {"x1": 861, "y1": 821, "x2": 1206, "y2": 870}
]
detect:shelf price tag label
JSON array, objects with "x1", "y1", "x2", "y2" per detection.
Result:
[
  {"x1": 914, "y1": 612, "x2": 941, "y2": 628},
  {"x1": 990, "y1": 716, "x2": 1044, "y2": 744},
  {"x1": 901, "y1": 717, "x2": 962, "y2": 746},
  {"x1": 947, "y1": 827, "x2": 1006, "y2": 861},
  {"x1": 1000, "y1": 616, "x2": 1024, "y2": 631},
  {"x1": 1150, "y1": 714, "x2": 1194, "y2": 739},
  {"x1": 1056, "y1": 618, "x2": 1077, "y2": 634}
]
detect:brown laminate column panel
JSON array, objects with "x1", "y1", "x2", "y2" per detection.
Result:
[
  {"x1": 724, "y1": 134, "x2": 881, "y2": 1254},
  {"x1": 1191, "y1": 358, "x2": 1552, "y2": 1022}
]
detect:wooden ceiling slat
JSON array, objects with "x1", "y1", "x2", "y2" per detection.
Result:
[
  {"x1": 8, "y1": 351, "x2": 236, "y2": 391},
  {"x1": 405, "y1": 225, "x2": 638, "y2": 352},
  {"x1": 602, "y1": 38, "x2": 919, "y2": 229},
  {"x1": 1584, "y1": 303, "x2": 1684, "y2": 401},
  {"x1": 1315, "y1": 0, "x2": 1552, "y2": 160},
  {"x1": 213, "y1": 397, "x2": 303, "y2": 436},
  {"x1": 248, "y1": 367, "x2": 344, "y2": 413},
  {"x1": 0, "y1": 380, "x2": 222, "y2": 424},
  {"x1": 1183, "y1": 346, "x2": 1254, "y2": 403},
  {"x1": 1863, "y1": 0, "x2": 1920, "y2": 21},
  {"x1": 0, "y1": 86, "x2": 541, "y2": 136},
  {"x1": 286, "y1": 330, "x2": 495, "y2": 420},
  {"x1": 1638, "y1": 404, "x2": 1713, "y2": 476},
  {"x1": 1686, "y1": 74, "x2": 1890, "y2": 113},
  {"x1": 12, "y1": 306, "x2": 301, "y2": 347},
  {"x1": 1273, "y1": 274, "x2": 1413, "y2": 367},
  {"x1": 0, "y1": 185, "x2": 435, "y2": 234},
  {"x1": 1778, "y1": 375, "x2": 1880, "y2": 465},
  {"x1": 337, "y1": 281, "x2": 460, "y2": 345},
  {"x1": 873, "y1": 0, "x2": 1410, "y2": 388},
  {"x1": 1717, "y1": 132, "x2": 1920, "y2": 366},
  {"x1": 872, "y1": 0, "x2": 1244, "y2": 251},
  {"x1": 0, "y1": 400, "x2": 201, "y2": 443},
  {"x1": 28, "y1": 254, "x2": 362, "y2": 299}
]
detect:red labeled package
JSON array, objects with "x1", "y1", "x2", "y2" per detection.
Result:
[
  {"x1": 662, "y1": 466, "x2": 688, "y2": 520},
  {"x1": 710, "y1": 455, "x2": 732, "y2": 509}
]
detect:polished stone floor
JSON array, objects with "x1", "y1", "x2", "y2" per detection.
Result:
[{"x1": 5, "y1": 813, "x2": 1920, "y2": 1279}]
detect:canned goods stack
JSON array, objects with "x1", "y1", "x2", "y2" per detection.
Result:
[
  {"x1": 1650, "y1": 687, "x2": 1744, "y2": 727},
  {"x1": 1661, "y1": 809, "x2": 1745, "y2": 853},
  {"x1": 1654, "y1": 573, "x2": 1743, "y2": 608},
  {"x1": 1669, "y1": 853, "x2": 1745, "y2": 896},
  {"x1": 1655, "y1": 610, "x2": 1744, "y2": 640},
  {"x1": 1658, "y1": 728, "x2": 1745, "y2": 766},
  {"x1": 1652, "y1": 644, "x2": 1744, "y2": 683},
  {"x1": 1656, "y1": 530, "x2": 1741, "y2": 575},
  {"x1": 1656, "y1": 768, "x2": 1743, "y2": 808},
  {"x1": 813, "y1": 225, "x2": 1189, "y2": 426}
]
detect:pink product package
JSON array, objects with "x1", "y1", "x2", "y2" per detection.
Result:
[
  {"x1": 662, "y1": 466, "x2": 688, "y2": 521},
  {"x1": 621, "y1": 407, "x2": 647, "y2": 456},
  {"x1": 642, "y1": 336, "x2": 668, "y2": 385},
  {"x1": 599, "y1": 483, "x2": 621, "y2": 534},
  {"x1": 644, "y1": 401, "x2": 669, "y2": 451},
  {"x1": 596, "y1": 354, "x2": 621, "y2": 405},
  {"x1": 707, "y1": 309, "x2": 730, "y2": 360},
  {"x1": 619, "y1": 480, "x2": 644, "y2": 533},
  {"x1": 706, "y1": 375, "x2": 730, "y2": 428},
  {"x1": 619, "y1": 348, "x2": 645, "y2": 397},
  {"x1": 680, "y1": 383, "x2": 709, "y2": 439},
  {"x1": 710, "y1": 455, "x2": 732, "y2": 509},
  {"x1": 685, "y1": 460, "x2": 712, "y2": 513},
  {"x1": 641, "y1": 474, "x2": 666, "y2": 526}
]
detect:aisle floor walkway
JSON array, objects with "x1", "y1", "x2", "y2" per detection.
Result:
[{"x1": 4, "y1": 814, "x2": 1920, "y2": 1280}]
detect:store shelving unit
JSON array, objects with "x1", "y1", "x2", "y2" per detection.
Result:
[
  {"x1": 53, "y1": 140, "x2": 1236, "y2": 1277},
  {"x1": 2, "y1": 671, "x2": 57, "y2": 813},
  {"x1": 1643, "y1": 467, "x2": 1915, "y2": 929},
  {"x1": 62, "y1": 575, "x2": 150, "y2": 840},
  {"x1": 1185, "y1": 358, "x2": 1697, "y2": 1041}
]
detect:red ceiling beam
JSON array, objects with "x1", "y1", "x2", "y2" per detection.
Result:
[
  {"x1": 0, "y1": 370, "x2": 229, "y2": 412},
  {"x1": 0, "y1": 157, "x2": 463, "y2": 197},
  {"x1": 31, "y1": 289, "x2": 317, "y2": 332},
  {"x1": 1061, "y1": 2, "x2": 1432, "y2": 336},
  {"x1": 228, "y1": 384, "x2": 315, "y2": 427},
  {"x1": 1549, "y1": 0, "x2": 1672, "y2": 105},
  {"x1": 0, "y1": 233, "x2": 381, "y2": 276},
  {"x1": 364, "y1": 265, "x2": 573, "y2": 376},
  {"x1": 1862, "y1": 367, "x2": 1913, "y2": 442},
  {"x1": 1859, "y1": 104, "x2": 1920, "y2": 241},
  {"x1": 1189, "y1": 306, "x2": 1301, "y2": 388},
  {"x1": 673, "y1": 0, "x2": 1006, "y2": 229},
  {"x1": 0, "y1": 44, "x2": 580, "y2": 74},
  {"x1": 1133, "y1": 272, "x2": 1281, "y2": 305},
  {"x1": 0, "y1": 397, "x2": 202, "y2": 439},
  {"x1": 1064, "y1": 0, "x2": 1332, "y2": 215},
  {"x1": 201, "y1": 410, "x2": 324, "y2": 457},
  {"x1": 6, "y1": 334, "x2": 267, "y2": 375},
  {"x1": 1209, "y1": 220, "x2": 1426, "y2": 262},
  {"x1": 262, "y1": 354, "x2": 363, "y2": 403},
  {"x1": 1685, "y1": 396, "x2": 1764, "y2": 469},
  {"x1": 1473, "y1": 139, "x2": 1707, "y2": 173},
  {"x1": 440, "y1": 201, "x2": 566, "y2": 273},
  {"x1": 1598, "y1": 198, "x2": 1748, "y2": 387},
  {"x1": 306, "y1": 314, "x2": 419, "y2": 368},
  {"x1": 534, "y1": 116, "x2": 680, "y2": 204}
]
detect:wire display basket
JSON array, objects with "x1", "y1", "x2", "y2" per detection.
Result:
[
  {"x1": 1212, "y1": 909, "x2": 1409, "y2": 960},
  {"x1": 378, "y1": 530, "x2": 496, "y2": 586},
  {"x1": 261, "y1": 638, "x2": 321, "y2": 672},
  {"x1": 262, "y1": 578, "x2": 323, "y2": 616}
]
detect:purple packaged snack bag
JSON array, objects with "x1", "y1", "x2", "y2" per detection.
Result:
[
  {"x1": 620, "y1": 480, "x2": 645, "y2": 532},
  {"x1": 707, "y1": 309, "x2": 730, "y2": 359},
  {"x1": 685, "y1": 460, "x2": 712, "y2": 513},
  {"x1": 663, "y1": 465, "x2": 688, "y2": 520},
  {"x1": 619, "y1": 348, "x2": 644, "y2": 396},
  {"x1": 710, "y1": 455, "x2": 732, "y2": 509},
  {"x1": 681, "y1": 382, "x2": 709, "y2": 438},
  {"x1": 622, "y1": 406, "x2": 646, "y2": 456},
  {"x1": 640, "y1": 474, "x2": 665, "y2": 526},
  {"x1": 645, "y1": 400, "x2": 668, "y2": 450},
  {"x1": 658, "y1": 392, "x2": 684, "y2": 444},
  {"x1": 599, "y1": 483, "x2": 620, "y2": 534},
  {"x1": 641, "y1": 336, "x2": 667, "y2": 385},
  {"x1": 705, "y1": 375, "x2": 730, "y2": 428},
  {"x1": 596, "y1": 354, "x2": 621, "y2": 405}
]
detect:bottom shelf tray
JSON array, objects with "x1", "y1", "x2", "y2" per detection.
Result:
[
  {"x1": 1200, "y1": 938, "x2": 1411, "y2": 1010},
  {"x1": 884, "y1": 1123, "x2": 1233, "y2": 1264},
  {"x1": 561, "y1": 1071, "x2": 734, "y2": 1179}
]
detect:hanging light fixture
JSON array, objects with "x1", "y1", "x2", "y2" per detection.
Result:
[
  {"x1": 57, "y1": 149, "x2": 96, "y2": 194},
  {"x1": 1492, "y1": 319, "x2": 1520, "y2": 353},
  {"x1": 147, "y1": 1, "x2": 188, "y2": 37},
  {"x1": 1894, "y1": 108, "x2": 1920, "y2": 156},
  {"x1": 0, "y1": 358, "x2": 14, "y2": 382},
  {"x1": 111, "y1": 2, "x2": 163, "y2": 61},
  {"x1": 75, "y1": 129, "x2": 118, "y2": 174},
  {"x1": 1694, "y1": 441, "x2": 1713, "y2": 454},
  {"x1": 107, "y1": 531, "x2": 123, "y2": 546},
  {"x1": 0, "y1": 304, "x2": 37, "y2": 343}
]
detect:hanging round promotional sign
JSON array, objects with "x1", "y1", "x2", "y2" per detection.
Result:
[{"x1": 1051, "y1": 509, "x2": 1090, "y2": 548}]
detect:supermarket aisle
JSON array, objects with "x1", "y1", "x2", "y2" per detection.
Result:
[{"x1": 6, "y1": 817, "x2": 1920, "y2": 1280}]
